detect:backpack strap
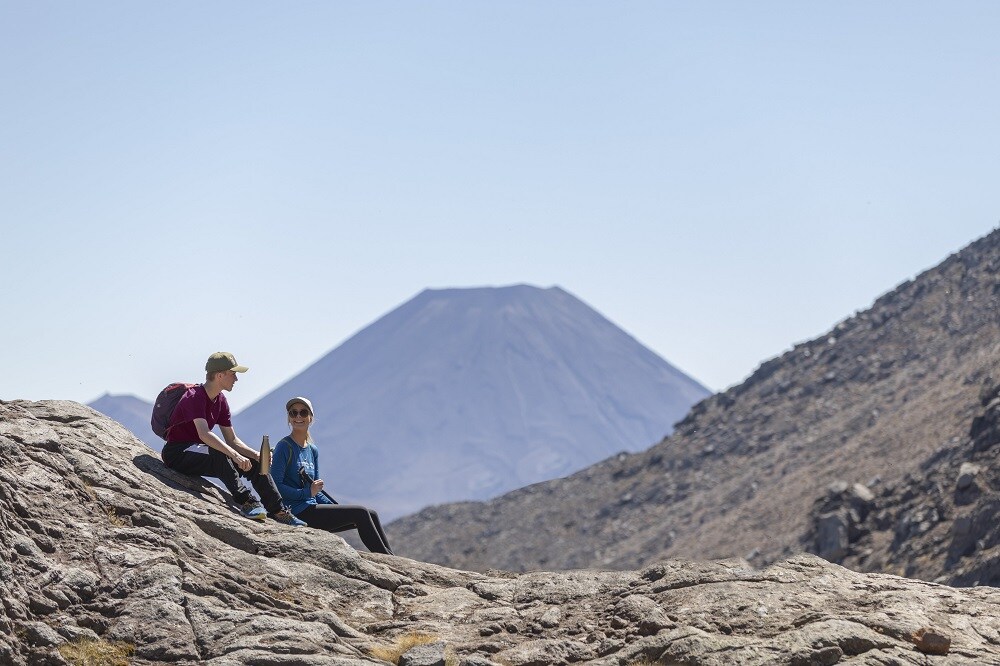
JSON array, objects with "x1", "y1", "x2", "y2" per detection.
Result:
[{"x1": 280, "y1": 437, "x2": 306, "y2": 490}]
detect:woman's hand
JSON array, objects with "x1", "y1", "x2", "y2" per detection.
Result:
[{"x1": 310, "y1": 479, "x2": 324, "y2": 497}]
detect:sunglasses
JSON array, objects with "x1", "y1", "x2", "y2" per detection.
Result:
[{"x1": 288, "y1": 409, "x2": 311, "y2": 418}]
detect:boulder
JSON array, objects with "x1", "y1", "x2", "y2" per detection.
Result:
[{"x1": 956, "y1": 462, "x2": 980, "y2": 490}]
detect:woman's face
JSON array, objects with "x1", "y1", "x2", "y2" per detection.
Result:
[{"x1": 288, "y1": 403, "x2": 312, "y2": 430}]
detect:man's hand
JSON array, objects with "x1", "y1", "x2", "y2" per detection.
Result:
[
  {"x1": 310, "y1": 479, "x2": 324, "y2": 497},
  {"x1": 231, "y1": 453, "x2": 252, "y2": 472}
]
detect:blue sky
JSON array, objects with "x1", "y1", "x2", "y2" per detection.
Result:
[{"x1": 2, "y1": 2, "x2": 998, "y2": 413}]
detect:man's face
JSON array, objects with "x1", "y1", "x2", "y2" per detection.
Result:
[{"x1": 220, "y1": 370, "x2": 238, "y2": 392}]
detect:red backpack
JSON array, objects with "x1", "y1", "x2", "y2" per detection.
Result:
[{"x1": 150, "y1": 383, "x2": 199, "y2": 440}]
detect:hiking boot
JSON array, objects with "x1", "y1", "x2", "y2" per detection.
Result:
[
  {"x1": 272, "y1": 509, "x2": 306, "y2": 527},
  {"x1": 240, "y1": 499, "x2": 267, "y2": 521}
]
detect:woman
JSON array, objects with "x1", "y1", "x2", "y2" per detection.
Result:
[{"x1": 271, "y1": 396, "x2": 394, "y2": 555}]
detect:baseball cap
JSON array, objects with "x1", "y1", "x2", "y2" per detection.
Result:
[
  {"x1": 205, "y1": 352, "x2": 249, "y2": 373},
  {"x1": 285, "y1": 396, "x2": 314, "y2": 414}
]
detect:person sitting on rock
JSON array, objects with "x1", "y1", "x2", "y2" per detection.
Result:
[
  {"x1": 161, "y1": 352, "x2": 305, "y2": 526},
  {"x1": 270, "y1": 396, "x2": 394, "y2": 554}
]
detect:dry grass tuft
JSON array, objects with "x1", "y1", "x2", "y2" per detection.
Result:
[
  {"x1": 104, "y1": 505, "x2": 128, "y2": 527},
  {"x1": 58, "y1": 638, "x2": 135, "y2": 666}
]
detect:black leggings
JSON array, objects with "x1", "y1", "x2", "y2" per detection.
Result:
[
  {"x1": 162, "y1": 442, "x2": 285, "y2": 514},
  {"x1": 298, "y1": 504, "x2": 393, "y2": 555}
]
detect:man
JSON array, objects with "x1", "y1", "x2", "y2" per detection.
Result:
[{"x1": 161, "y1": 352, "x2": 304, "y2": 526}]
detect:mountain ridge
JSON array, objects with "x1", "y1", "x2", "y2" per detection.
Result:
[
  {"x1": 90, "y1": 284, "x2": 710, "y2": 515},
  {"x1": 235, "y1": 284, "x2": 710, "y2": 519}
]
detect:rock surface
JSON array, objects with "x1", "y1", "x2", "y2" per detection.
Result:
[
  {"x1": 391, "y1": 229, "x2": 1000, "y2": 578},
  {"x1": 3, "y1": 400, "x2": 1000, "y2": 664},
  {"x1": 88, "y1": 393, "x2": 160, "y2": 450}
]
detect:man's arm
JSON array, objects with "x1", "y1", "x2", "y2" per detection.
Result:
[
  {"x1": 219, "y1": 425, "x2": 260, "y2": 462},
  {"x1": 195, "y1": 419, "x2": 252, "y2": 471}
]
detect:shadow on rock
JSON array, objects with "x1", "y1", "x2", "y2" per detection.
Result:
[{"x1": 132, "y1": 452, "x2": 235, "y2": 507}]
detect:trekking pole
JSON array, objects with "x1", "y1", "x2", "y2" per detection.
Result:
[{"x1": 299, "y1": 466, "x2": 338, "y2": 504}]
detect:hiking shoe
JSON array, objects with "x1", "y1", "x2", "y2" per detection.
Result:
[
  {"x1": 240, "y1": 499, "x2": 267, "y2": 521},
  {"x1": 272, "y1": 509, "x2": 306, "y2": 527}
]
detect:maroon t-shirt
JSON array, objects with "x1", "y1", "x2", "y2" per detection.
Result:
[{"x1": 166, "y1": 385, "x2": 233, "y2": 443}]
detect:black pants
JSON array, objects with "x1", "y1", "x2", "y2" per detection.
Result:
[
  {"x1": 299, "y1": 504, "x2": 394, "y2": 555},
  {"x1": 162, "y1": 442, "x2": 284, "y2": 514}
]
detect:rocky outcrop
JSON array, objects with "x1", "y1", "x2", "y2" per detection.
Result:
[
  {"x1": 804, "y1": 482, "x2": 876, "y2": 562},
  {"x1": 3, "y1": 400, "x2": 1000, "y2": 664},
  {"x1": 391, "y1": 228, "x2": 1000, "y2": 577},
  {"x1": 88, "y1": 393, "x2": 159, "y2": 450},
  {"x1": 804, "y1": 381, "x2": 1000, "y2": 586}
]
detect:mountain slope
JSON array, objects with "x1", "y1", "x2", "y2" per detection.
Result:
[
  {"x1": 390, "y1": 229, "x2": 1000, "y2": 577},
  {"x1": 237, "y1": 285, "x2": 710, "y2": 520}
]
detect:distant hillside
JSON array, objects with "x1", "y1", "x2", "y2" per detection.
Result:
[
  {"x1": 237, "y1": 285, "x2": 710, "y2": 520},
  {"x1": 88, "y1": 393, "x2": 158, "y2": 450},
  {"x1": 390, "y1": 229, "x2": 1000, "y2": 582}
]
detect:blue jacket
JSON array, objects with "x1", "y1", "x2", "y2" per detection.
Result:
[{"x1": 271, "y1": 436, "x2": 335, "y2": 515}]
